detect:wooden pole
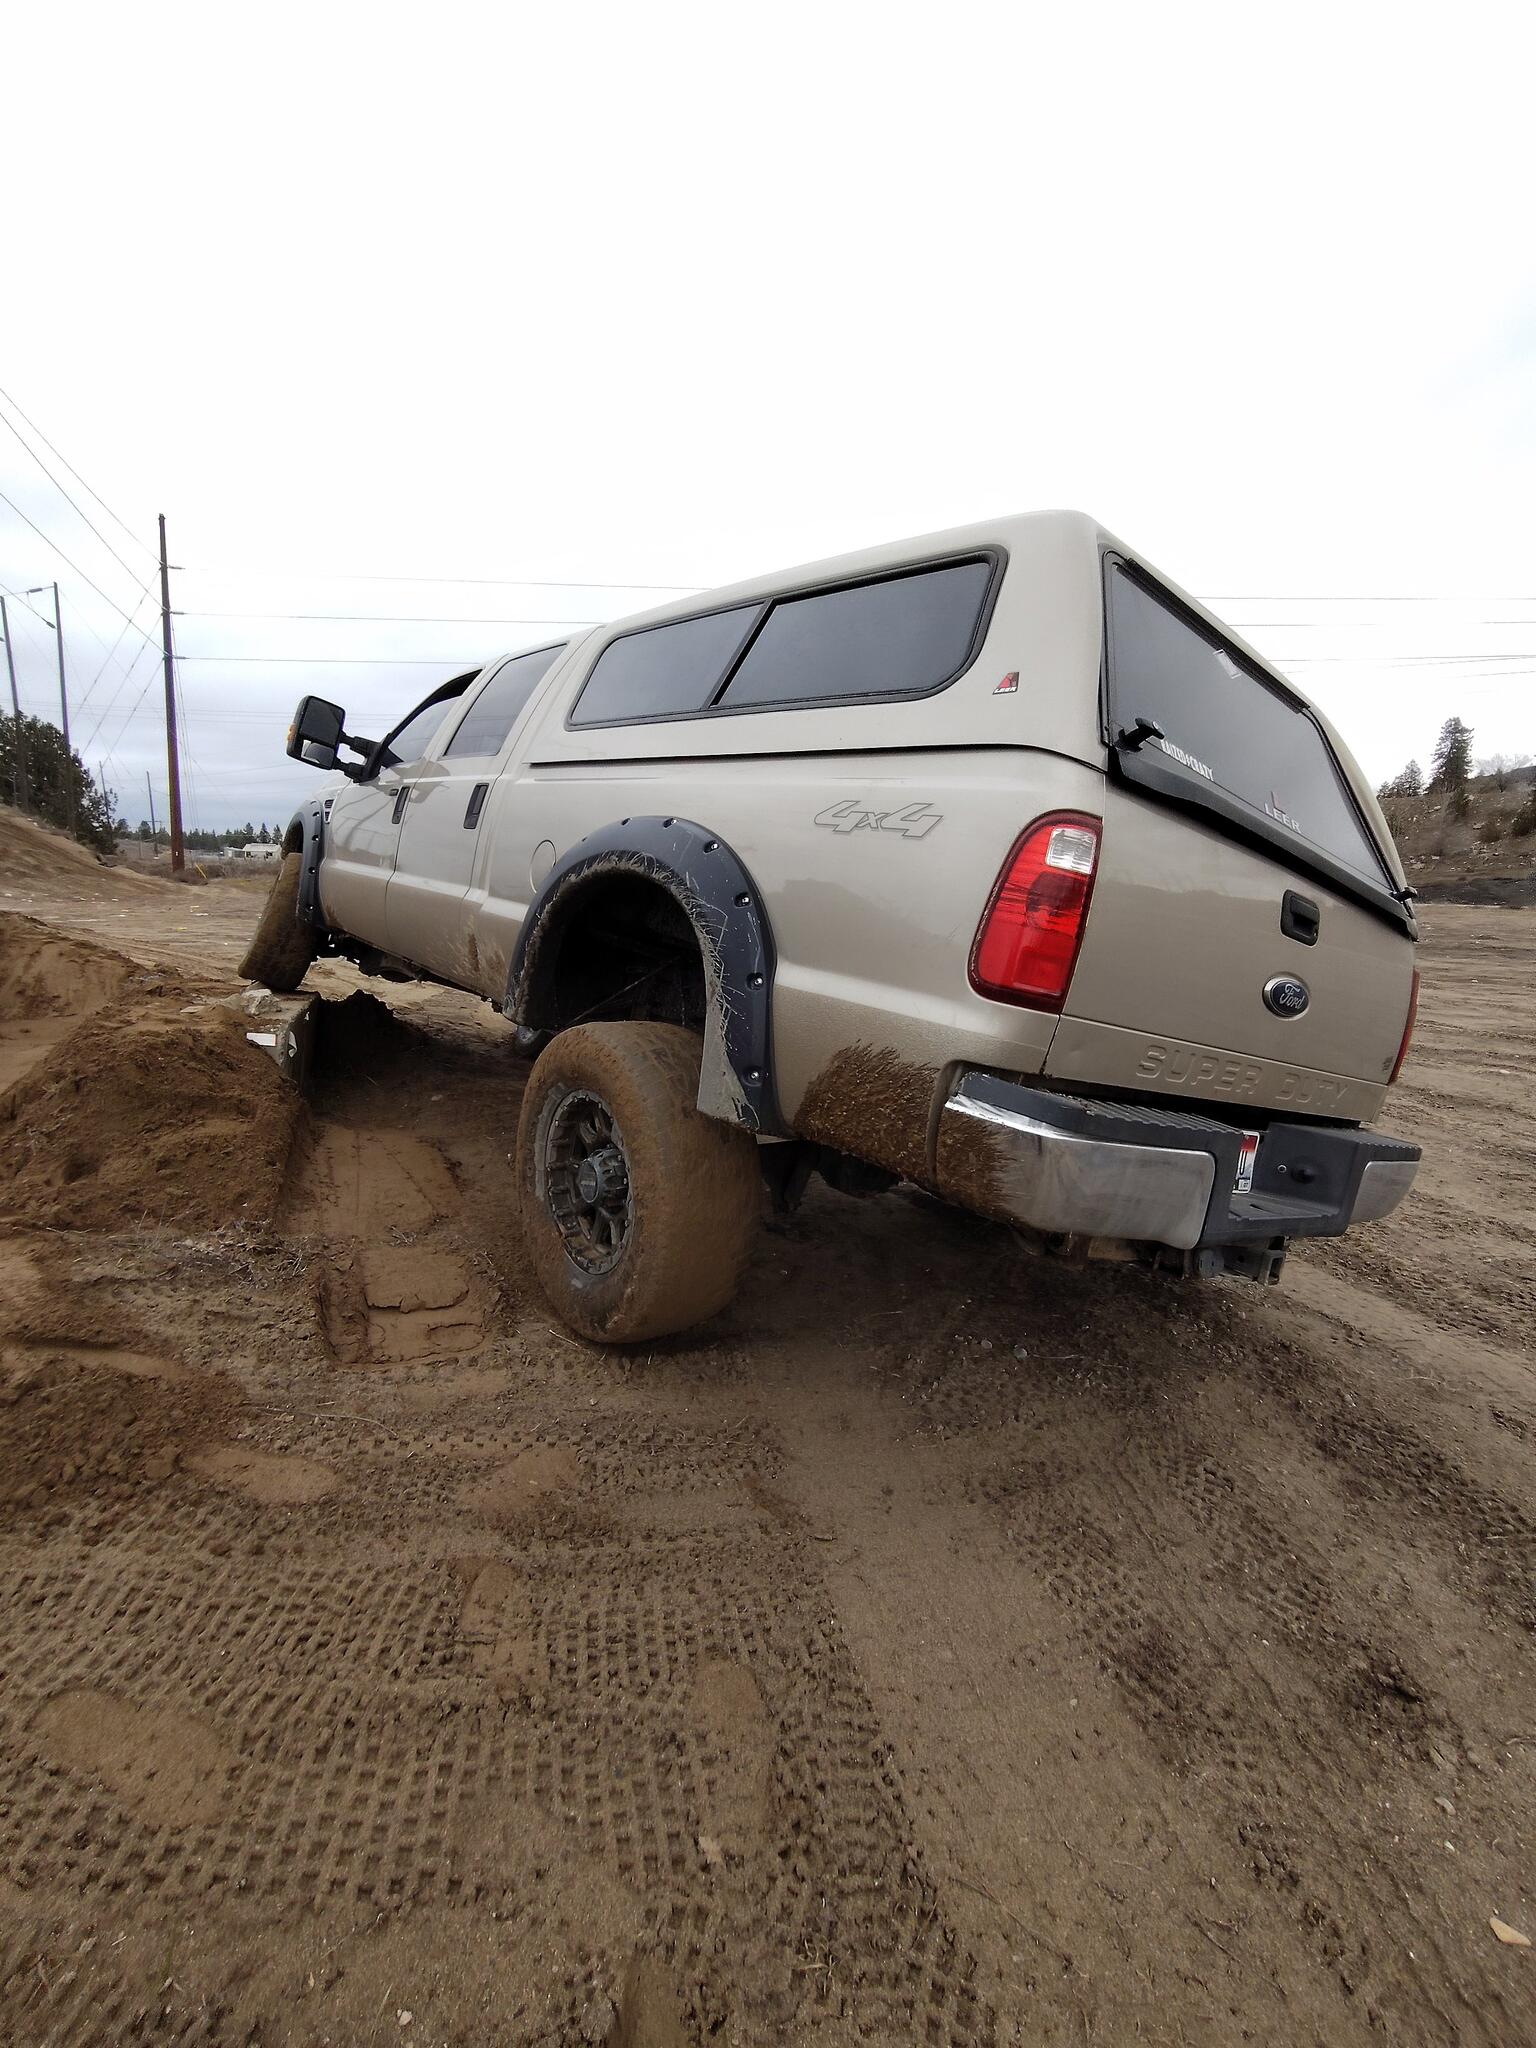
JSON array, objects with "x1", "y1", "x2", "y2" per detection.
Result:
[{"x1": 158, "y1": 514, "x2": 185, "y2": 875}]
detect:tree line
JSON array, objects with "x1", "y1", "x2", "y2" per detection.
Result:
[
  {"x1": 2, "y1": 710, "x2": 283, "y2": 856},
  {"x1": 124, "y1": 820, "x2": 282, "y2": 852},
  {"x1": 1378, "y1": 718, "x2": 1536, "y2": 835}
]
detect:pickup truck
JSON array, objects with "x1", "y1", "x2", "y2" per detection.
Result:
[{"x1": 245, "y1": 511, "x2": 1422, "y2": 1342}]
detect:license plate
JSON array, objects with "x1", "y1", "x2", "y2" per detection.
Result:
[{"x1": 1234, "y1": 1129, "x2": 1261, "y2": 1194}]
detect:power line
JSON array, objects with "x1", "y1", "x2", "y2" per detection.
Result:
[
  {"x1": 0, "y1": 408, "x2": 150, "y2": 586},
  {"x1": 78, "y1": 588, "x2": 161, "y2": 708},
  {"x1": 0, "y1": 384, "x2": 157, "y2": 563},
  {"x1": 1223, "y1": 617, "x2": 1536, "y2": 630},
  {"x1": 177, "y1": 566, "x2": 699, "y2": 592},
  {"x1": 79, "y1": 636, "x2": 159, "y2": 757},
  {"x1": 174, "y1": 609, "x2": 600, "y2": 626},
  {"x1": 0, "y1": 583, "x2": 58, "y2": 630},
  {"x1": 1280, "y1": 651, "x2": 1536, "y2": 667},
  {"x1": 0, "y1": 487, "x2": 160, "y2": 646},
  {"x1": 174, "y1": 654, "x2": 493, "y2": 665}
]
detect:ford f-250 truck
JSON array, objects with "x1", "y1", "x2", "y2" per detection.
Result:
[{"x1": 244, "y1": 511, "x2": 1421, "y2": 1342}]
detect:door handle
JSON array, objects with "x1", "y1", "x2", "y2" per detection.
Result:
[
  {"x1": 463, "y1": 782, "x2": 489, "y2": 829},
  {"x1": 390, "y1": 784, "x2": 411, "y2": 825},
  {"x1": 1280, "y1": 889, "x2": 1320, "y2": 945}
]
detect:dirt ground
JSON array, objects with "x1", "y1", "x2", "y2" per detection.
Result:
[{"x1": 1, "y1": 808, "x2": 1532, "y2": 2047}]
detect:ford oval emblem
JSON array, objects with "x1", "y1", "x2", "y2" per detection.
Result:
[{"x1": 1263, "y1": 974, "x2": 1310, "y2": 1018}]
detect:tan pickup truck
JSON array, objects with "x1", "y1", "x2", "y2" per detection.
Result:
[{"x1": 245, "y1": 511, "x2": 1421, "y2": 1341}]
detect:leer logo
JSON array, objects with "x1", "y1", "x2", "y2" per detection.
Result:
[{"x1": 993, "y1": 671, "x2": 1019, "y2": 694}]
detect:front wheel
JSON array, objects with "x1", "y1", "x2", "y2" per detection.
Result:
[
  {"x1": 516, "y1": 1022, "x2": 761, "y2": 1343},
  {"x1": 238, "y1": 849, "x2": 318, "y2": 992}
]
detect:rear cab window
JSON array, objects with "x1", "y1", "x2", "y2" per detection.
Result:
[
  {"x1": 567, "y1": 555, "x2": 998, "y2": 728},
  {"x1": 719, "y1": 558, "x2": 995, "y2": 709},
  {"x1": 1104, "y1": 559, "x2": 1405, "y2": 923},
  {"x1": 570, "y1": 607, "x2": 761, "y2": 727}
]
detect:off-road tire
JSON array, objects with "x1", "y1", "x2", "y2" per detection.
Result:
[
  {"x1": 239, "y1": 850, "x2": 318, "y2": 992},
  {"x1": 517, "y1": 1022, "x2": 761, "y2": 1343}
]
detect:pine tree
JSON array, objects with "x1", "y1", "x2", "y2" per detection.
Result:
[
  {"x1": 0, "y1": 714, "x2": 116, "y2": 852},
  {"x1": 1378, "y1": 759, "x2": 1424, "y2": 801},
  {"x1": 1429, "y1": 717, "x2": 1473, "y2": 796}
]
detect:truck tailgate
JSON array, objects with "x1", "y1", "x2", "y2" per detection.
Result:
[{"x1": 1045, "y1": 789, "x2": 1415, "y2": 1120}]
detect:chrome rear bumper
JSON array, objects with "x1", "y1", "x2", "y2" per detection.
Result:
[
  {"x1": 936, "y1": 1073, "x2": 1420, "y2": 1252},
  {"x1": 941, "y1": 1090, "x2": 1216, "y2": 1248}
]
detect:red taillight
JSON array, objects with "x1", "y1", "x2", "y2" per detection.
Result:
[
  {"x1": 970, "y1": 812, "x2": 1100, "y2": 1009},
  {"x1": 1389, "y1": 967, "x2": 1419, "y2": 1083}
]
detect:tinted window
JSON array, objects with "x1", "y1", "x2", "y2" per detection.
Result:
[
  {"x1": 1107, "y1": 566, "x2": 1390, "y2": 886},
  {"x1": 571, "y1": 605, "x2": 761, "y2": 726},
  {"x1": 719, "y1": 559, "x2": 993, "y2": 710},
  {"x1": 382, "y1": 686, "x2": 467, "y2": 766},
  {"x1": 445, "y1": 644, "x2": 566, "y2": 756}
]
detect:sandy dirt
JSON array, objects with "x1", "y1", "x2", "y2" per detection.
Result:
[{"x1": 0, "y1": 806, "x2": 1532, "y2": 2046}]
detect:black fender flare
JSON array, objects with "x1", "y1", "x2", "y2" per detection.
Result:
[
  {"x1": 505, "y1": 816, "x2": 781, "y2": 1133},
  {"x1": 283, "y1": 797, "x2": 328, "y2": 930}
]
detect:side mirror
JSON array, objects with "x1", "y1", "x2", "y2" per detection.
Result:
[{"x1": 286, "y1": 695, "x2": 346, "y2": 771}]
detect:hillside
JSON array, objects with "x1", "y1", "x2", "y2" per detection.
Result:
[{"x1": 1379, "y1": 769, "x2": 1536, "y2": 906}]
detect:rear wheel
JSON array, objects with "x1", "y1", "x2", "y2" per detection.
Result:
[
  {"x1": 238, "y1": 849, "x2": 318, "y2": 992},
  {"x1": 516, "y1": 1022, "x2": 761, "y2": 1343}
]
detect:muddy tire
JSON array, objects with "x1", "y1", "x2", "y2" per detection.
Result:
[
  {"x1": 516, "y1": 1022, "x2": 761, "y2": 1344},
  {"x1": 238, "y1": 850, "x2": 318, "y2": 992}
]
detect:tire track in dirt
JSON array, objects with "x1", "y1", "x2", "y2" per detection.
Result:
[
  {"x1": 4, "y1": 859, "x2": 1536, "y2": 2045},
  {"x1": 757, "y1": 1162, "x2": 1536, "y2": 2046},
  {"x1": 2, "y1": 976, "x2": 1017, "y2": 2044}
]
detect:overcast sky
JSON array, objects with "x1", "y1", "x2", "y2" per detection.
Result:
[{"x1": 3, "y1": 2, "x2": 1533, "y2": 828}]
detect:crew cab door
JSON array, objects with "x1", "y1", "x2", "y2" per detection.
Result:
[
  {"x1": 385, "y1": 645, "x2": 568, "y2": 983},
  {"x1": 316, "y1": 678, "x2": 474, "y2": 948}
]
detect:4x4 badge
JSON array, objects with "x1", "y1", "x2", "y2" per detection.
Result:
[{"x1": 814, "y1": 799, "x2": 942, "y2": 839}]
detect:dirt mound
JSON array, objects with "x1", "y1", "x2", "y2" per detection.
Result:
[
  {"x1": 0, "y1": 912, "x2": 190, "y2": 1096},
  {"x1": 0, "y1": 805, "x2": 163, "y2": 893},
  {"x1": 0, "y1": 996, "x2": 304, "y2": 1231},
  {"x1": 0, "y1": 913, "x2": 141, "y2": 1019}
]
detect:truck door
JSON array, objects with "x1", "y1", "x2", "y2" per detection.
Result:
[
  {"x1": 316, "y1": 677, "x2": 474, "y2": 948},
  {"x1": 384, "y1": 644, "x2": 568, "y2": 984}
]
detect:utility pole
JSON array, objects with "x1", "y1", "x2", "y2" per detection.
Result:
[
  {"x1": 51, "y1": 583, "x2": 68, "y2": 756},
  {"x1": 158, "y1": 513, "x2": 185, "y2": 876},
  {"x1": 0, "y1": 594, "x2": 29, "y2": 812},
  {"x1": 23, "y1": 581, "x2": 72, "y2": 830},
  {"x1": 146, "y1": 772, "x2": 158, "y2": 845}
]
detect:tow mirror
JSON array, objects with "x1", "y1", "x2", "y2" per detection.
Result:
[{"x1": 286, "y1": 695, "x2": 346, "y2": 771}]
